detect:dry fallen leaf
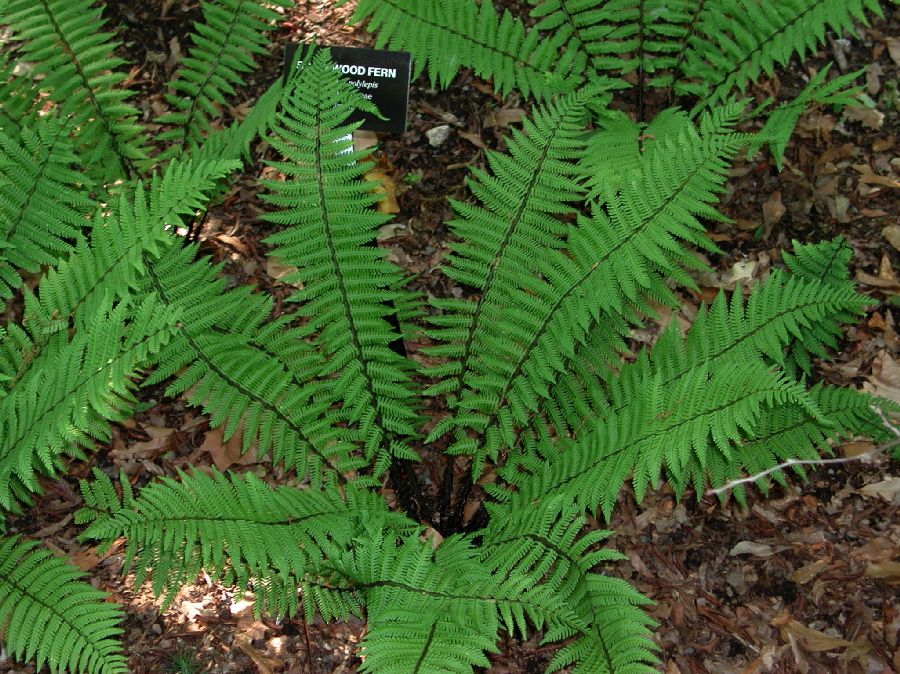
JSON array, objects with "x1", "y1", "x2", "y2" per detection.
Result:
[
  {"x1": 720, "y1": 260, "x2": 758, "y2": 289},
  {"x1": 109, "y1": 425, "x2": 175, "y2": 463},
  {"x1": 729, "y1": 540, "x2": 777, "y2": 557},
  {"x1": 850, "y1": 537, "x2": 898, "y2": 563},
  {"x1": 864, "y1": 561, "x2": 900, "y2": 584},
  {"x1": 844, "y1": 105, "x2": 885, "y2": 130},
  {"x1": 860, "y1": 477, "x2": 900, "y2": 501},
  {"x1": 232, "y1": 597, "x2": 268, "y2": 642},
  {"x1": 484, "y1": 108, "x2": 524, "y2": 128},
  {"x1": 883, "y1": 225, "x2": 900, "y2": 252},
  {"x1": 872, "y1": 135, "x2": 895, "y2": 152},
  {"x1": 266, "y1": 257, "x2": 300, "y2": 285},
  {"x1": 776, "y1": 619, "x2": 852, "y2": 652},
  {"x1": 885, "y1": 36, "x2": 900, "y2": 65},
  {"x1": 199, "y1": 425, "x2": 258, "y2": 471},
  {"x1": 458, "y1": 131, "x2": 487, "y2": 149},
  {"x1": 762, "y1": 191, "x2": 786, "y2": 228},
  {"x1": 376, "y1": 222, "x2": 408, "y2": 241},
  {"x1": 365, "y1": 168, "x2": 401, "y2": 214},
  {"x1": 854, "y1": 164, "x2": 900, "y2": 189},
  {"x1": 864, "y1": 351, "x2": 900, "y2": 404},
  {"x1": 790, "y1": 558, "x2": 831, "y2": 584},
  {"x1": 856, "y1": 257, "x2": 900, "y2": 293},
  {"x1": 235, "y1": 636, "x2": 283, "y2": 674}
]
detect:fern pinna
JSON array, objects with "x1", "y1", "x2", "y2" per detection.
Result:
[{"x1": 0, "y1": 0, "x2": 897, "y2": 672}]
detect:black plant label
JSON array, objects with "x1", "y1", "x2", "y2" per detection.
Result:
[{"x1": 283, "y1": 44, "x2": 412, "y2": 134}]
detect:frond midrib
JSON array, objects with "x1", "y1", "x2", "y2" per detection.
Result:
[
  {"x1": 411, "y1": 620, "x2": 439, "y2": 674},
  {"x1": 484, "y1": 150, "x2": 712, "y2": 434},
  {"x1": 546, "y1": 380, "x2": 793, "y2": 496},
  {"x1": 570, "y1": 291, "x2": 862, "y2": 438},
  {"x1": 453, "y1": 110, "x2": 568, "y2": 401},
  {"x1": 374, "y1": 0, "x2": 561, "y2": 81},
  {"x1": 0, "y1": 322, "x2": 173, "y2": 470},
  {"x1": 1, "y1": 549, "x2": 120, "y2": 669},
  {"x1": 669, "y1": 0, "x2": 708, "y2": 90},
  {"x1": 36, "y1": 0, "x2": 136, "y2": 178},
  {"x1": 2, "y1": 118, "x2": 69, "y2": 246},
  {"x1": 144, "y1": 261, "x2": 348, "y2": 481},
  {"x1": 484, "y1": 529, "x2": 614, "y2": 669},
  {"x1": 177, "y1": 0, "x2": 246, "y2": 150},
  {"x1": 692, "y1": 0, "x2": 823, "y2": 110},
  {"x1": 309, "y1": 88, "x2": 398, "y2": 460}
]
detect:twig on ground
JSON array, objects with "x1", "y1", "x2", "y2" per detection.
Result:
[{"x1": 706, "y1": 405, "x2": 900, "y2": 497}]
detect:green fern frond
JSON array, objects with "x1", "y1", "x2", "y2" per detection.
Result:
[
  {"x1": 0, "y1": 295, "x2": 179, "y2": 511},
  {"x1": 502, "y1": 358, "x2": 818, "y2": 520},
  {"x1": 335, "y1": 530, "x2": 501, "y2": 674},
  {"x1": 450, "y1": 107, "x2": 750, "y2": 473},
  {"x1": 516, "y1": 252, "x2": 868, "y2": 466},
  {"x1": 482, "y1": 497, "x2": 657, "y2": 673},
  {"x1": 529, "y1": 0, "x2": 701, "y2": 91},
  {"x1": 157, "y1": 0, "x2": 288, "y2": 155},
  {"x1": 350, "y1": 0, "x2": 588, "y2": 100},
  {"x1": 0, "y1": 113, "x2": 93, "y2": 299},
  {"x1": 0, "y1": 535, "x2": 127, "y2": 674},
  {"x1": 0, "y1": 160, "x2": 235, "y2": 512},
  {"x1": 0, "y1": 50, "x2": 38, "y2": 133},
  {"x1": 781, "y1": 237, "x2": 861, "y2": 374},
  {"x1": 749, "y1": 65, "x2": 865, "y2": 169},
  {"x1": 143, "y1": 245, "x2": 364, "y2": 481},
  {"x1": 581, "y1": 106, "x2": 693, "y2": 199},
  {"x1": 699, "y1": 384, "x2": 897, "y2": 503},
  {"x1": 424, "y1": 86, "x2": 601, "y2": 414},
  {"x1": 680, "y1": 0, "x2": 883, "y2": 112},
  {"x1": 342, "y1": 523, "x2": 653, "y2": 674},
  {"x1": 261, "y1": 51, "x2": 420, "y2": 472},
  {"x1": 3, "y1": 0, "x2": 151, "y2": 180},
  {"x1": 188, "y1": 77, "x2": 285, "y2": 166},
  {"x1": 77, "y1": 469, "x2": 410, "y2": 616}
]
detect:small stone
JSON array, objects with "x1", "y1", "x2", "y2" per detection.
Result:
[{"x1": 426, "y1": 125, "x2": 451, "y2": 147}]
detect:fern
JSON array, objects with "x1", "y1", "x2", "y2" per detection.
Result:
[
  {"x1": 0, "y1": 536, "x2": 127, "y2": 674},
  {"x1": 437, "y1": 104, "x2": 750, "y2": 473},
  {"x1": 0, "y1": 114, "x2": 93, "y2": 298},
  {"x1": 77, "y1": 469, "x2": 409, "y2": 615},
  {"x1": 157, "y1": 0, "x2": 289, "y2": 155},
  {"x1": 481, "y1": 497, "x2": 656, "y2": 673},
  {"x1": 679, "y1": 0, "x2": 883, "y2": 111},
  {"x1": 260, "y1": 51, "x2": 421, "y2": 472},
  {"x1": 0, "y1": 3, "x2": 894, "y2": 673},
  {"x1": 522, "y1": 246, "x2": 872, "y2": 452},
  {"x1": 143, "y1": 241, "x2": 364, "y2": 481},
  {"x1": 529, "y1": 0, "x2": 700, "y2": 94},
  {"x1": 749, "y1": 64, "x2": 866, "y2": 169},
  {"x1": 423, "y1": 86, "x2": 604, "y2": 429},
  {"x1": 0, "y1": 49, "x2": 38, "y2": 133},
  {"x1": 0, "y1": 294, "x2": 178, "y2": 511},
  {"x1": 350, "y1": 0, "x2": 590, "y2": 100},
  {"x1": 2, "y1": 0, "x2": 151, "y2": 179}
]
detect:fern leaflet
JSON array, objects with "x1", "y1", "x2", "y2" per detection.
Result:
[
  {"x1": 157, "y1": 0, "x2": 289, "y2": 155},
  {"x1": 0, "y1": 114, "x2": 93, "y2": 299},
  {"x1": 0, "y1": 535, "x2": 127, "y2": 674},
  {"x1": 350, "y1": 0, "x2": 588, "y2": 100},
  {"x1": 3, "y1": 0, "x2": 151, "y2": 179}
]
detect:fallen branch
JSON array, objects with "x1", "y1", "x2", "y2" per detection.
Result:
[{"x1": 706, "y1": 405, "x2": 900, "y2": 497}]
